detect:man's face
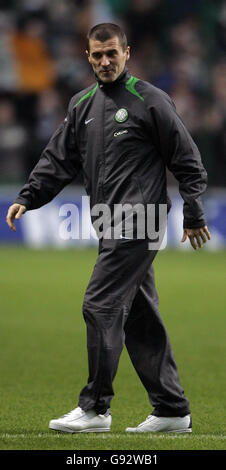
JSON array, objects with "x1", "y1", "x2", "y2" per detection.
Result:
[{"x1": 86, "y1": 36, "x2": 130, "y2": 83}]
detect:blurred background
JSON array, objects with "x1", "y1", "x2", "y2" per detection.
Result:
[
  {"x1": 0, "y1": 0, "x2": 225, "y2": 249},
  {"x1": 1, "y1": 3, "x2": 226, "y2": 451}
]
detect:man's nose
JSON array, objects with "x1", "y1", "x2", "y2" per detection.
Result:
[{"x1": 101, "y1": 55, "x2": 110, "y2": 67}]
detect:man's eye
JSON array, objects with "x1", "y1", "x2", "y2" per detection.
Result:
[{"x1": 108, "y1": 51, "x2": 117, "y2": 58}]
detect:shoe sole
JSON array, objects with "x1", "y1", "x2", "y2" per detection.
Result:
[
  {"x1": 167, "y1": 428, "x2": 192, "y2": 433},
  {"x1": 126, "y1": 428, "x2": 192, "y2": 433},
  {"x1": 49, "y1": 424, "x2": 111, "y2": 433}
]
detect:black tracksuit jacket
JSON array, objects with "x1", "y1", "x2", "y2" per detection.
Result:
[{"x1": 14, "y1": 68, "x2": 207, "y2": 229}]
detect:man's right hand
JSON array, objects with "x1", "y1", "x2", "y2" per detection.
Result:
[{"x1": 6, "y1": 203, "x2": 27, "y2": 232}]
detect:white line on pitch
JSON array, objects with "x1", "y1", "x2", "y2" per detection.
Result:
[{"x1": 0, "y1": 433, "x2": 225, "y2": 440}]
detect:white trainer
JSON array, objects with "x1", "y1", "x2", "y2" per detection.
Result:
[
  {"x1": 126, "y1": 414, "x2": 192, "y2": 433},
  {"x1": 49, "y1": 406, "x2": 111, "y2": 433}
]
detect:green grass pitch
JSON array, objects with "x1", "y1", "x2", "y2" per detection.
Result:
[{"x1": 0, "y1": 246, "x2": 225, "y2": 450}]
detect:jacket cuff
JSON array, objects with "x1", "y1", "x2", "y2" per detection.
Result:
[
  {"x1": 13, "y1": 197, "x2": 31, "y2": 211},
  {"x1": 183, "y1": 218, "x2": 206, "y2": 229}
]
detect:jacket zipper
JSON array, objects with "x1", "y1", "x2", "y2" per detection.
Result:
[{"x1": 100, "y1": 91, "x2": 106, "y2": 203}]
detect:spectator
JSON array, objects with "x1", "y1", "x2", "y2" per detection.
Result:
[
  {"x1": 0, "y1": 12, "x2": 18, "y2": 91},
  {"x1": 0, "y1": 98, "x2": 28, "y2": 183},
  {"x1": 34, "y1": 88, "x2": 64, "y2": 149},
  {"x1": 10, "y1": 14, "x2": 55, "y2": 93}
]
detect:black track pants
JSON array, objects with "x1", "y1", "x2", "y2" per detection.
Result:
[{"x1": 78, "y1": 238, "x2": 190, "y2": 417}]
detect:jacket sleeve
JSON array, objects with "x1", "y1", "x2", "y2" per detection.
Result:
[
  {"x1": 148, "y1": 91, "x2": 208, "y2": 228},
  {"x1": 14, "y1": 98, "x2": 81, "y2": 210}
]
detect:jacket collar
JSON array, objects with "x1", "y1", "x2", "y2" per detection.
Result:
[{"x1": 95, "y1": 67, "x2": 130, "y2": 88}]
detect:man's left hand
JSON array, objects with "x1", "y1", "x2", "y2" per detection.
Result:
[{"x1": 181, "y1": 225, "x2": 211, "y2": 250}]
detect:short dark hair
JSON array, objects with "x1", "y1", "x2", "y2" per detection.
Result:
[{"x1": 86, "y1": 23, "x2": 127, "y2": 53}]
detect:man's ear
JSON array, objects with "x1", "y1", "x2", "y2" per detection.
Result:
[
  {"x1": 126, "y1": 46, "x2": 130, "y2": 61},
  {"x1": 86, "y1": 50, "x2": 91, "y2": 62}
]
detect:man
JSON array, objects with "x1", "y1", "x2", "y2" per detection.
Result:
[{"x1": 7, "y1": 23, "x2": 211, "y2": 433}]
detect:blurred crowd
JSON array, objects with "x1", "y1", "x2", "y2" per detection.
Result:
[{"x1": 0, "y1": 0, "x2": 226, "y2": 187}]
